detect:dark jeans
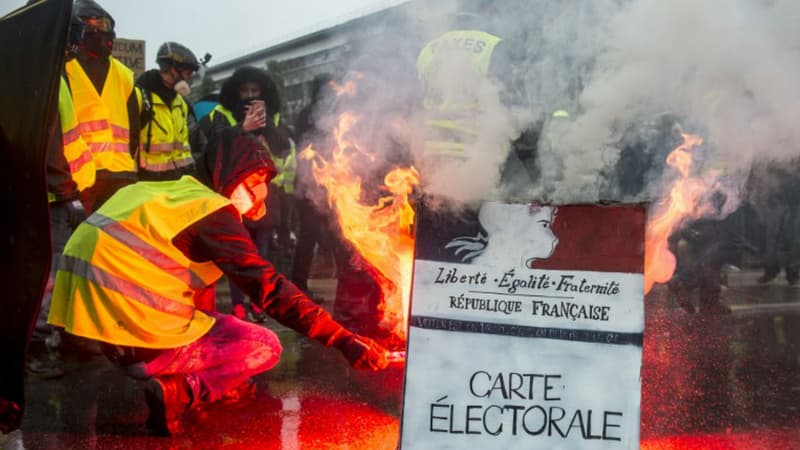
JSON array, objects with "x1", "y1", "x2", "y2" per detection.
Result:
[
  {"x1": 670, "y1": 210, "x2": 743, "y2": 309},
  {"x1": 229, "y1": 221, "x2": 272, "y2": 308},
  {"x1": 290, "y1": 198, "x2": 336, "y2": 292},
  {"x1": 32, "y1": 201, "x2": 74, "y2": 343},
  {"x1": 80, "y1": 174, "x2": 136, "y2": 213},
  {"x1": 762, "y1": 195, "x2": 800, "y2": 280}
]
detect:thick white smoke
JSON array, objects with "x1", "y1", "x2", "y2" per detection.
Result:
[{"x1": 303, "y1": 0, "x2": 800, "y2": 210}]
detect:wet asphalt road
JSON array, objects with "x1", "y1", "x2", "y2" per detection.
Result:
[{"x1": 4, "y1": 272, "x2": 800, "y2": 449}]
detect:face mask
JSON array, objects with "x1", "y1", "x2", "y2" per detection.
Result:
[
  {"x1": 230, "y1": 184, "x2": 268, "y2": 220},
  {"x1": 174, "y1": 80, "x2": 191, "y2": 96},
  {"x1": 82, "y1": 31, "x2": 113, "y2": 59},
  {"x1": 229, "y1": 183, "x2": 255, "y2": 216},
  {"x1": 247, "y1": 201, "x2": 267, "y2": 221}
]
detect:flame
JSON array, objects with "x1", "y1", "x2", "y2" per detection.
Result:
[
  {"x1": 644, "y1": 133, "x2": 714, "y2": 294},
  {"x1": 301, "y1": 111, "x2": 418, "y2": 341}
]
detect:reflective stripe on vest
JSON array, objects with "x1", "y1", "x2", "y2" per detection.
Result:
[
  {"x1": 209, "y1": 104, "x2": 236, "y2": 126},
  {"x1": 59, "y1": 254, "x2": 195, "y2": 318},
  {"x1": 416, "y1": 30, "x2": 501, "y2": 157},
  {"x1": 66, "y1": 57, "x2": 135, "y2": 173},
  {"x1": 48, "y1": 176, "x2": 230, "y2": 348},
  {"x1": 85, "y1": 213, "x2": 208, "y2": 290},
  {"x1": 57, "y1": 76, "x2": 96, "y2": 193},
  {"x1": 139, "y1": 90, "x2": 194, "y2": 173},
  {"x1": 269, "y1": 113, "x2": 296, "y2": 194}
]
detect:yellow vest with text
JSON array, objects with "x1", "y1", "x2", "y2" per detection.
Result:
[
  {"x1": 48, "y1": 176, "x2": 231, "y2": 349},
  {"x1": 209, "y1": 105, "x2": 296, "y2": 193},
  {"x1": 66, "y1": 57, "x2": 136, "y2": 174},
  {"x1": 416, "y1": 30, "x2": 502, "y2": 158},
  {"x1": 138, "y1": 89, "x2": 194, "y2": 173},
  {"x1": 49, "y1": 76, "x2": 96, "y2": 202}
]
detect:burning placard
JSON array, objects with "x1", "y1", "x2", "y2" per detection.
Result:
[{"x1": 400, "y1": 201, "x2": 645, "y2": 449}]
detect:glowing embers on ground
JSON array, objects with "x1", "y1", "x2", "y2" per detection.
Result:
[
  {"x1": 640, "y1": 429, "x2": 800, "y2": 450},
  {"x1": 644, "y1": 133, "x2": 716, "y2": 294},
  {"x1": 299, "y1": 106, "x2": 419, "y2": 342}
]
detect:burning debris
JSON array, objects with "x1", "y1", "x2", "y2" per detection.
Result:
[{"x1": 299, "y1": 82, "x2": 419, "y2": 344}]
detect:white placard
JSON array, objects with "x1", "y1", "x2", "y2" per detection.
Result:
[{"x1": 400, "y1": 202, "x2": 645, "y2": 450}]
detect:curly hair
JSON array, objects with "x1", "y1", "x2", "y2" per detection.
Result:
[{"x1": 218, "y1": 66, "x2": 282, "y2": 118}]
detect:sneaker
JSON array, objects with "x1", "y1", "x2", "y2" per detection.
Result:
[
  {"x1": 219, "y1": 379, "x2": 256, "y2": 404},
  {"x1": 26, "y1": 355, "x2": 64, "y2": 380},
  {"x1": 145, "y1": 375, "x2": 192, "y2": 436},
  {"x1": 248, "y1": 303, "x2": 267, "y2": 323},
  {"x1": 232, "y1": 304, "x2": 247, "y2": 320}
]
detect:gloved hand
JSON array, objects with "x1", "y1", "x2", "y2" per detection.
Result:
[
  {"x1": 66, "y1": 199, "x2": 87, "y2": 229},
  {"x1": 333, "y1": 331, "x2": 390, "y2": 371},
  {"x1": 262, "y1": 278, "x2": 389, "y2": 371}
]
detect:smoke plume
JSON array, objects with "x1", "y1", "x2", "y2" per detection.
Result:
[{"x1": 302, "y1": 0, "x2": 800, "y2": 210}]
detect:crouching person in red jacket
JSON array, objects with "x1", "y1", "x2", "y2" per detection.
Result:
[{"x1": 48, "y1": 126, "x2": 389, "y2": 436}]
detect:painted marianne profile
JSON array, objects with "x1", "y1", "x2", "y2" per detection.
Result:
[{"x1": 445, "y1": 202, "x2": 559, "y2": 268}]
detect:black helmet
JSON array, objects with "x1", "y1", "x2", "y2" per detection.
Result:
[
  {"x1": 156, "y1": 42, "x2": 199, "y2": 71},
  {"x1": 73, "y1": 0, "x2": 115, "y2": 32}
]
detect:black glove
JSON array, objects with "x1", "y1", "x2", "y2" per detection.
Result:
[
  {"x1": 261, "y1": 279, "x2": 389, "y2": 370},
  {"x1": 332, "y1": 331, "x2": 389, "y2": 371},
  {"x1": 66, "y1": 199, "x2": 87, "y2": 229}
]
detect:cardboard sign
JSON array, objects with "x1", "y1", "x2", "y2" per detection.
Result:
[
  {"x1": 400, "y1": 202, "x2": 645, "y2": 449},
  {"x1": 112, "y1": 38, "x2": 145, "y2": 79}
]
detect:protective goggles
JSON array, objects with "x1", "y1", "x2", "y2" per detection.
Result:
[{"x1": 81, "y1": 17, "x2": 113, "y2": 33}]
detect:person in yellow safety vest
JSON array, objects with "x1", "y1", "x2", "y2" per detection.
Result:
[
  {"x1": 48, "y1": 126, "x2": 389, "y2": 436},
  {"x1": 28, "y1": 6, "x2": 96, "y2": 380},
  {"x1": 416, "y1": 0, "x2": 537, "y2": 196},
  {"x1": 416, "y1": 0, "x2": 515, "y2": 160},
  {"x1": 67, "y1": 0, "x2": 139, "y2": 213},
  {"x1": 195, "y1": 66, "x2": 297, "y2": 321},
  {"x1": 135, "y1": 42, "x2": 200, "y2": 181}
]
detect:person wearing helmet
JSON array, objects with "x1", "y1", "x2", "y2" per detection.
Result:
[
  {"x1": 27, "y1": 3, "x2": 97, "y2": 380},
  {"x1": 66, "y1": 0, "x2": 139, "y2": 212},
  {"x1": 47, "y1": 126, "x2": 390, "y2": 436},
  {"x1": 135, "y1": 42, "x2": 200, "y2": 181}
]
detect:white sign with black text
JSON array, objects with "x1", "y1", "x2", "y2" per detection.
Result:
[{"x1": 400, "y1": 202, "x2": 645, "y2": 449}]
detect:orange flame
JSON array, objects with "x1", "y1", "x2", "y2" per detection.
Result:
[
  {"x1": 302, "y1": 112, "x2": 418, "y2": 341},
  {"x1": 644, "y1": 133, "x2": 714, "y2": 294}
]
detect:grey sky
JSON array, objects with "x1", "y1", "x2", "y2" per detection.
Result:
[{"x1": 0, "y1": 0, "x2": 407, "y2": 70}]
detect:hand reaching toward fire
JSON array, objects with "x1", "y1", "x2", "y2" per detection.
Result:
[{"x1": 334, "y1": 332, "x2": 390, "y2": 371}]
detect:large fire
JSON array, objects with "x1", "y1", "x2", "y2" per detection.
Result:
[
  {"x1": 299, "y1": 94, "x2": 418, "y2": 341},
  {"x1": 644, "y1": 133, "x2": 716, "y2": 294}
]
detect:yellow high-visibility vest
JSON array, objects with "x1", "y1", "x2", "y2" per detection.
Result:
[
  {"x1": 416, "y1": 30, "x2": 502, "y2": 158},
  {"x1": 49, "y1": 176, "x2": 231, "y2": 349},
  {"x1": 138, "y1": 89, "x2": 193, "y2": 173},
  {"x1": 269, "y1": 113, "x2": 296, "y2": 194},
  {"x1": 50, "y1": 76, "x2": 95, "y2": 202},
  {"x1": 209, "y1": 103, "x2": 235, "y2": 126},
  {"x1": 66, "y1": 57, "x2": 136, "y2": 174}
]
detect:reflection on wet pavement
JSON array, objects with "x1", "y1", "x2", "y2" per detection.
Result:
[{"x1": 6, "y1": 272, "x2": 800, "y2": 448}]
